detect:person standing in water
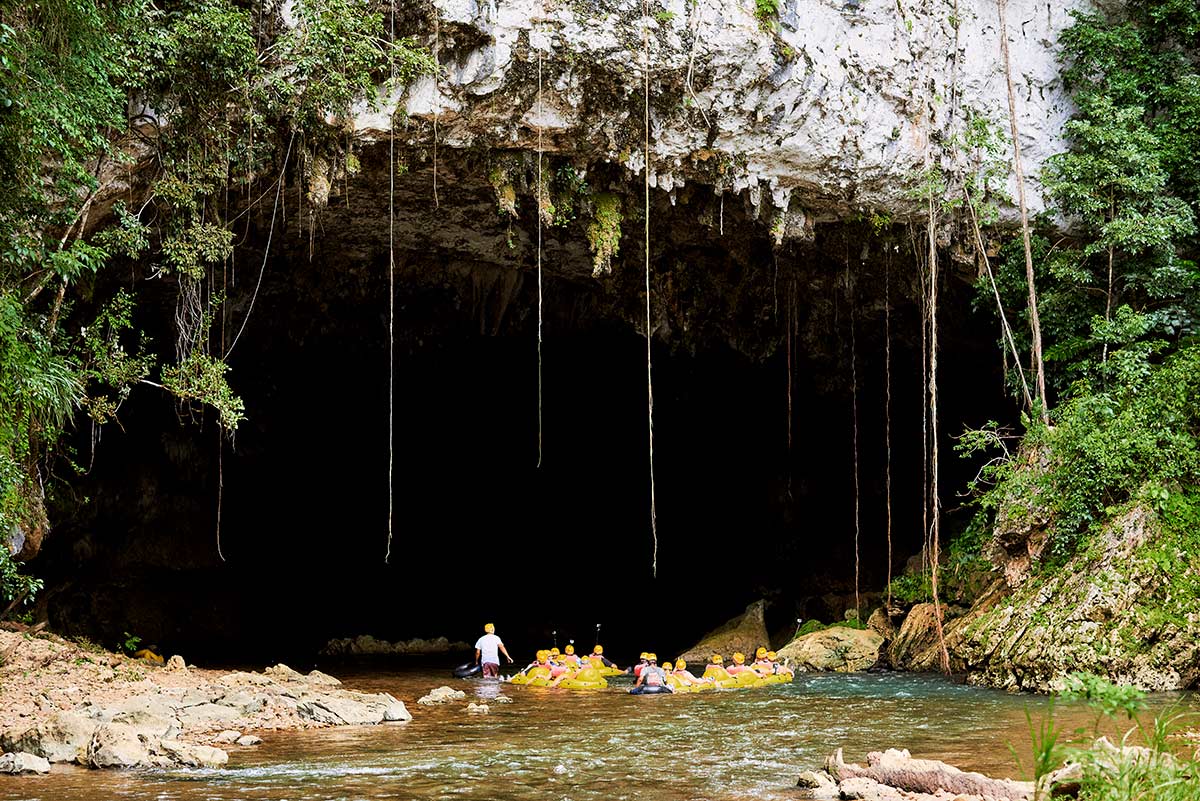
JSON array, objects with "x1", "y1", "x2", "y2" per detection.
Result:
[{"x1": 475, "y1": 623, "x2": 513, "y2": 678}]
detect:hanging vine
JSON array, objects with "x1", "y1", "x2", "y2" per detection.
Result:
[{"x1": 642, "y1": 0, "x2": 659, "y2": 576}]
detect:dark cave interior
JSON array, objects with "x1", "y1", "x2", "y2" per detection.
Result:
[{"x1": 34, "y1": 153, "x2": 1018, "y2": 667}]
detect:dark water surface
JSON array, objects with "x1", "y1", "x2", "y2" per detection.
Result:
[{"x1": 1, "y1": 669, "x2": 1194, "y2": 801}]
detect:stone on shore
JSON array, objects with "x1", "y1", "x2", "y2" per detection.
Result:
[
  {"x1": 236, "y1": 735, "x2": 263, "y2": 746},
  {"x1": 0, "y1": 752, "x2": 51, "y2": 775},
  {"x1": 418, "y1": 686, "x2": 466, "y2": 705}
]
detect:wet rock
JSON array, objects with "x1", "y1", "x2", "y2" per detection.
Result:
[
  {"x1": 778, "y1": 627, "x2": 883, "y2": 672},
  {"x1": 493, "y1": 695, "x2": 513, "y2": 704},
  {"x1": 164, "y1": 655, "x2": 187, "y2": 672},
  {"x1": 796, "y1": 768, "x2": 838, "y2": 793},
  {"x1": 417, "y1": 686, "x2": 466, "y2": 706},
  {"x1": 356, "y1": 692, "x2": 412, "y2": 722},
  {"x1": 866, "y1": 608, "x2": 895, "y2": 642},
  {"x1": 1, "y1": 711, "x2": 97, "y2": 763},
  {"x1": 296, "y1": 694, "x2": 383, "y2": 726},
  {"x1": 236, "y1": 735, "x2": 263, "y2": 746},
  {"x1": 212, "y1": 730, "x2": 242, "y2": 744},
  {"x1": 466, "y1": 702, "x2": 489, "y2": 714},
  {"x1": 153, "y1": 739, "x2": 228, "y2": 769},
  {"x1": 677, "y1": 600, "x2": 771, "y2": 665},
  {"x1": 87, "y1": 722, "x2": 149, "y2": 769},
  {"x1": 0, "y1": 752, "x2": 51, "y2": 775}
]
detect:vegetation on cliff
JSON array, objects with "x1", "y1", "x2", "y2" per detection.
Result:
[{"x1": 0, "y1": 0, "x2": 434, "y2": 607}]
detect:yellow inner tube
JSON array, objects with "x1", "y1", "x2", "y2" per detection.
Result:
[
  {"x1": 511, "y1": 665, "x2": 552, "y2": 685},
  {"x1": 558, "y1": 667, "x2": 608, "y2": 690}
]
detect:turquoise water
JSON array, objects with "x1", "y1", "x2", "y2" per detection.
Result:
[{"x1": 1, "y1": 669, "x2": 1194, "y2": 801}]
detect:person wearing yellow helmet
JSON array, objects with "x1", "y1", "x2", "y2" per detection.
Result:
[
  {"x1": 702, "y1": 654, "x2": 732, "y2": 683},
  {"x1": 474, "y1": 623, "x2": 513, "y2": 678},
  {"x1": 632, "y1": 652, "x2": 671, "y2": 693},
  {"x1": 562, "y1": 644, "x2": 581, "y2": 666},
  {"x1": 752, "y1": 646, "x2": 773, "y2": 677},
  {"x1": 588, "y1": 644, "x2": 619, "y2": 671},
  {"x1": 671, "y1": 658, "x2": 710, "y2": 687},
  {"x1": 632, "y1": 652, "x2": 650, "y2": 679},
  {"x1": 727, "y1": 652, "x2": 749, "y2": 675},
  {"x1": 767, "y1": 649, "x2": 793, "y2": 677}
]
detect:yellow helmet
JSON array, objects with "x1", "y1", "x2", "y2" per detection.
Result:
[
  {"x1": 711, "y1": 654, "x2": 724, "y2": 664},
  {"x1": 647, "y1": 653, "x2": 657, "y2": 662},
  {"x1": 756, "y1": 647, "x2": 768, "y2": 659},
  {"x1": 536, "y1": 649, "x2": 549, "y2": 661},
  {"x1": 733, "y1": 652, "x2": 745, "y2": 664},
  {"x1": 640, "y1": 652, "x2": 649, "y2": 660},
  {"x1": 676, "y1": 658, "x2": 687, "y2": 670},
  {"x1": 593, "y1": 645, "x2": 604, "y2": 655},
  {"x1": 484, "y1": 623, "x2": 496, "y2": 634},
  {"x1": 662, "y1": 661, "x2": 673, "y2": 671},
  {"x1": 565, "y1": 645, "x2": 575, "y2": 655},
  {"x1": 550, "y1": 648, "x2": 560, "y2": 657},
  {"x1": 767, "y1": 651, "x2": 778, "y2": 660}
]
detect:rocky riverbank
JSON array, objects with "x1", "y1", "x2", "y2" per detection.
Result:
[{"x1": 0, "y1": 628, "x2": 410, "y2": 773}]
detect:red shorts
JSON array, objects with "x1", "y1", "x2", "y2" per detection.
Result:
[{"x1": 482, "y1": 662, "x2": 500, "y2": 677}]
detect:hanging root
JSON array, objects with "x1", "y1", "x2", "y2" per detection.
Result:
[
  {"x1": 642, "y1": 0, "x2": 658, "y2": 576},
  {"x1": 385, "y1": 3, "x2": 397, "y2": 563},
  {"x1": 927, "y1": 177, "x2": 951, "y2": 675}
]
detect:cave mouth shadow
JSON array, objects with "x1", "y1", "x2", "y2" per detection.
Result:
[{"x1": 41, "y1": 164, "x2": 1017, "y2": 664}]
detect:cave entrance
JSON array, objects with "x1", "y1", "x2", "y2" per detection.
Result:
[{"x1": 42, "y1": 152, "x2": 1017, "y2": 665}]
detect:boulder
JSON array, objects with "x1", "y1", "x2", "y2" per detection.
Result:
[
  {"x1": 866, "y1": 607, "x2": 895, "y2": 641},
  {"x1": 216, "y1": 689, "x2": 268, "y2": 714},
  {"x1": 778, "y1": 627, "x2": 883, "y2": 672},
  {"x1": 236, "y1": 735, "x2": 263, "y2": 746},
  {"x1": 355, "y1": 692, "x2": 412, "y2": 722},
  {"x1": 296, "y1": 694, "x2": 384, "y2": 725},
  {"x1": 153, "y1": 739, "x2": 228, "y2": 768},
  {"x1": 164, "y1": 655, "x2": 187, "y2": 672},
  {"x1": 887, "y1": 604, "x2": 944, "y2": 670},
  {"x1": 87, "y1": 723, "x2": 149, "y2": 769},
  {"x1": 212, "y1": 730, "x2": 242, "y2": 744},
  {"x1": 107, "y1": 694, "x2": 182, "y2": 739},
  {"x1": 466, "y1": 702, "x2": 489, "y2": 714},
  {"x1": 1, "y1": 711, "x2": 97, "y2": 763},
  {"x1": 677, "y1": 600, "x2": 771, "y2": 665},
  {"x1": 0, "y1": 752, "x2": 51, "y2": 775},
  {"x1": 263, "y1": 663, "x2": 305, "y2": 682},
  {"x1": 417, "y1": 686, "x2": 466, "y2": 705}
]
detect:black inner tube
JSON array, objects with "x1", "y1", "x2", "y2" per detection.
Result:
[{"x1": 453, "y1": 662, "x2": 482, "y2": 679}]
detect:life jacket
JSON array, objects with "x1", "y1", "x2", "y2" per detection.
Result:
[
  {"x1": 633, "y1": 663, "x2": 645, "y2": 678},
  {"x1": 550, "y1": 663, "x2": 570, "y2": 678},
  {"x1": 563, "y1": 654, "x2": 581, "y2": 666},
  {"x1": 644, "y1": 667, "x2": 663, "y2": 686},
  {"x1": 726, "y1": 664, "x2": 748, "y2": 675}
]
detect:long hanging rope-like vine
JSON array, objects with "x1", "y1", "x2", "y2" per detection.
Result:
[
  {"x1": 884, "y1": 248, "x2": 892, "y2": 611},
  {"x1": 847, "y1": 245, "x2": 861, "y2": 623},
  {"x1": 927, "y1": 180, "x2": 951, "y2": 675},
  {"x1": 642, "y1": 0, "x2": 658, "y2": 576},
  {"x1": 536, "y1": 12, "x2": 544, "y2": 469},
  {"x1": 385, "y1": 1, "x2": 396, "y2": 563}
]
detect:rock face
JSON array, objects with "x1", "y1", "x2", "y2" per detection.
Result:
[
  {"x1": 778, "y1": 626, "x2": 883, "y2": 672},
  {"x1": 677, "y1": 599, "x2": 772, "y2": 664},
  {"x1": 349, "y1": 0, "x2": 1088, "y2": 227},
  {"x1": 942, "y1": 507, "x2": 1200, "y2": 691},
  {"x1": 887, "y1": 604, "x2": 945, "y2": 671}
]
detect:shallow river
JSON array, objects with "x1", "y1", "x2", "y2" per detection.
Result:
[{"x1": 1, "y1": 669, "x2": 1194, "y2": 801}]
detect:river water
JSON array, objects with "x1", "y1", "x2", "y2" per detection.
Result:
[{"x1": 1, "y1": 669, "x2": 1194, "y2": 801}]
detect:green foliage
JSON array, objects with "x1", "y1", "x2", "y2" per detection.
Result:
[
  {"x1": 753, "y1": 0, "x2": 780, "y2": 29},
  {"x1": 0, "y1": 0, "x2": 435, "y2": 579},
  {"x1": 1028, "y1": 673, "x2": 1200, "y2": 801},
  {"x1": 965, "y1": 345, "x2": 1200, "y2": 559},
  {"x1": 586, "y1": 192, "x2": 623, "y2": 277},
  {"x1": 887, "y1": 573, "x2": 932, "y2": 605},
  {"x1": 120, "y1": 631, "x2": 141, "y2": 654},
  {"x1": 1060, "y1": 672, "x2": 1146, "y2": 722},
  {"x1": 0, "y1": 546, "x2": 44, "y2": 610}
]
